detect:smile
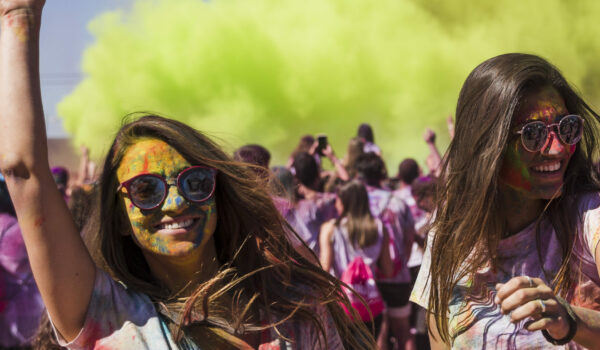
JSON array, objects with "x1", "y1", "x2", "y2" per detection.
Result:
[
  {"x1": 154, "y1": 215, "x2": 202, "y2": 233},
  {"x1": 532, "y1": 161, "x2": 561, "y2": 173}
]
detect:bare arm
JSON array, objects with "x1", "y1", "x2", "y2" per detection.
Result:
[
  {"x1": 319, "y1": 220, "x2": 335, "y2": 272},
  {"x1": 377, "y1": 226, "x2": 394, "y2": 278},
  {"x1": 322, "y1": 144, "x2": 350, "y2": 182},
  {"x1": 0, "y1": 1, "x2": 95, "y2": 341},
  {"x1": 428, "y1": 313, "x2": 450, "y2": 350}
]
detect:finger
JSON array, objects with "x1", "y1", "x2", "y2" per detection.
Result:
[
  {"x1": 495, "y1": 276, "x2": 537, "y2": 302},
  {"x1": 500, "y1": 288, "x2": 554, "y2": 315},
  {"x1": 509, "y1": 298, "x2": 557, "y2": 323},
  {"x1": 524, "y1": 315, "x2": 561, "y2": 332}
]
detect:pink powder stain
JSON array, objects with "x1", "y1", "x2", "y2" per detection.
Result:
[{"x1": 34, "y1": 216, "x2": 45, "y2": 227}]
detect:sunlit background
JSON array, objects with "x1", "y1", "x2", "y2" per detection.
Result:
[{"x1": 43, "y1": 0, "x2": 600, "y2": 171}]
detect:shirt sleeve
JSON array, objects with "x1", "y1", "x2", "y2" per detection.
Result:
[
  {"x1": 581, "y1": 193, "x2": 600, "y2": 262},
  {"x1": 51, "y1": 268, "x2": 163, "y2": 350},
  {"x1": 409, "y1": 230, "x2": 434, "y2": 309}
]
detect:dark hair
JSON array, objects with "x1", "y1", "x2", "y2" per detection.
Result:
[
  {"x1": 357, "y1": 123, "x2": 375, "y2": 143},
  {"x1": 411, "y1": 176, "x2": 436, "y2": 200},
  {"x1": 0, "y1": 179, "x2": 16, "y2": 216},
  {"x1": 428, "y1": 53, "x2": 600, "y2": 342},
  {"x1": 51, "y1": 166, "x2": 69, "y2": 187},
  {"x1": 355, "y1": 153, "x2": 387, "y2": 187},
  {"x1": 85, "y1": 114, "x2": 374, "y2": 348},
  {"x1": 270, "y1": 166, "x2": 296, "y2": 203},
  {"x1": 290, "y1": 134, "x2": 315, "y2": 160},
  {"x1": 233, "y1": 144, "x2": 271, "y2": 169},
  {"x1": 292, "y1": 152, "x2": 320, "y2": 189},
  {"x1": 336, "y1": 181, "x2": 378, "y2": 248},
  {"x1": 398, "y1": 158, "x2": 420, "y2": 184}
]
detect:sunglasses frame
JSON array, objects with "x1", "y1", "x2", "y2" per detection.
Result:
[
  {"x1": 117, "y1": 165, "x2": 217, "y2": 210},
  {"x1": 515, "y1": 114, "x2": 584, "y2": 153}
]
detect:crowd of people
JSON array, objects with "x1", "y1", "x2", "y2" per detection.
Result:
[{"x1": 2, "y1": 1, "x2": 600, "y2": 350}]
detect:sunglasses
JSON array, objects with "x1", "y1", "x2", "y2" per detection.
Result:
[
  {"x1": 515, "y1": 114, "x2": 584, "y2": 152},
  {"x1": 118, "y1": 166, "x2": 217, "y2": 210}
]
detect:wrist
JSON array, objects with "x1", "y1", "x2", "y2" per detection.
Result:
[{"x1": 542, "y1": 297, "x2": 577, "y2": 345}]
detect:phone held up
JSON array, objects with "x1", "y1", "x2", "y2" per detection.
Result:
[{"x1": 317, "y1": 134, "x2": 328, "y2": 156}]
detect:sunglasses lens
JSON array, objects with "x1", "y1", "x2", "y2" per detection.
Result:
[
  {"x1": 179, "y1": 168, "x2": 216, "y2": 202},
  {"x1": 521, "y1": 122, "x2": 548, "y2": 151},
  {"x1": 128, "y1": 176, "x2": 166, "y2": 210},
  {"x1": 559, "y1": 115, "x2": 583, "y2": 145}
]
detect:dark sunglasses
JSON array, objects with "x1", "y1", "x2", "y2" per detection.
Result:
[
  {"x1": 515, "y1": 114, "x2": 584, "y2": 152},
  {"x1": 118, "y1": 166, "x2": 217, "y2": 210}
]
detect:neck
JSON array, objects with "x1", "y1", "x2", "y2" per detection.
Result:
[
  {"x1": 143, "y1": 237, "x2": 220, "y2": 295},
  {"x1": 499, "y1": 184, "x2": 545, "y2": 237}
]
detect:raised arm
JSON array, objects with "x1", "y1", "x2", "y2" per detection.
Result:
[{"x1": 0, "y1": 1, "x2": 95, "y2": 341}]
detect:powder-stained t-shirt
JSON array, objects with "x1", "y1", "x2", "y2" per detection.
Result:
[
  {"x1": 366, "y1": 186, "x2": 414, "y2": 283},
  {"x1": 294, "y1": 192, "x2": 337, "y2": 255},
  {"x1": 411, "y1": 192, "x2": 600, "y2": 349},
  {"x1": 53, "y1": 268, "x2": 344, "y2": 350}
]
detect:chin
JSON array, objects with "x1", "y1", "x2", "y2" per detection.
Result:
[{"x1": 536, "y1": 185, "x2": 564, "y2": 200}]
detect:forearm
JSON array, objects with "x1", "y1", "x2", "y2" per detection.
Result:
[
  {"x1": 0, "y1": 8, "x2": 47, "y2": 173},
  {"x1": 328, "y1": 155, "x2": 349, "y2": 181},
  {"x1": 572, "y1": 305, "x2": 600, "y2": 349}
]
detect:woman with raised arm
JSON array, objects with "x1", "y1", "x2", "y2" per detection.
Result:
[
  {"x1": 411, "y1": 53, "x2": 600, "y2": 349},
  {"x1": 0, "y1": 2, "x2": 375, "y2": 349}
]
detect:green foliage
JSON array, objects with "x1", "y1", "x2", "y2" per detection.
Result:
[{"x1": 58, "y1": 0, "x2": 600, "y2": 168}]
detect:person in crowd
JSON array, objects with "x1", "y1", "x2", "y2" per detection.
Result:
[
  {"x1": 319, "y1": 180, "x2": 393, "y2": 338},
  {"x1": 411, "y1": 53, "x2": 600, "y2": 349},
  {"x1": 423, "y1": 129, "x2": 443, "y2": 177},
  {"x1": 51, "y1": 166, "x2": 70, "y2": 203},
  {"x1": 357, "y1": 123, "x2": 382, "y2": 156},
  {"x1": 0, "y1": 177, "x2": 45, "y2": 349},
  {"x1": 355, "y1": 153, "x2": 416, "y2": 350},
  {"x1": 286, "y1": 134, "x2": 317, "y2": 169},
  {"x1": 0, "y1": 2, "x2": 375, "y2": 349},
  {"x1": 233, "y1": 144, "x2": 271, "y2": 179},
  {"x1": 407, "y1": 176, "x2": 437, "y2": 350},
  {"x1": 343, "y1": 137, "x2": 365, "y2": 181},
  {"x1": 290, "y1": 152, "x2": 338, "y2": 254}
]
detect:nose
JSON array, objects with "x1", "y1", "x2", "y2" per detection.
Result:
[
  {"x1": 161, "y1": 184, "x2": 189, "y2": 214},
  {"x1": 542, "y1": 130, "x2": 566, "y2": 155}
]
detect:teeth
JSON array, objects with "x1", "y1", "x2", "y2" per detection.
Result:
[
  {"x1": 533, "y1": 162, "x2": 560, "y2": 172},
  {"x1": 159, "y1": 219, "x2": 194, "y2": 230}
]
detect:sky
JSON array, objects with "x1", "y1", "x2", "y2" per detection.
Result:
[{"x1": 40, "y1": 0, "x2": 133, "y2": 137}]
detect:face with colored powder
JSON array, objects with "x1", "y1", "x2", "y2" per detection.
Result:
[
  {"x1": 499, "y1": 86, "x2": 576, "y2": 201},
  {"x1": 116, "y1": 139, "x2": 218, "y2": 258}
]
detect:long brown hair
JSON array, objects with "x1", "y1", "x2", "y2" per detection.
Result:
[
  {"x1": 336, "y1": 180, "x2": 378, "y2": 248},
  {"x1": 81, "y1": 114, "x2": 375, "y2": 348},
  {"x1": 428, "y1": 53, "x2": 600, "y2": 343}
]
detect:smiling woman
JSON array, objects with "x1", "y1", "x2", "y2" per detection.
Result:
[
  {"x1": 410, "y1": 53, "x2": 600, "y2": 349},
  {"x1": 0, "y1": 1, "x2": 375, "y2": 349}
]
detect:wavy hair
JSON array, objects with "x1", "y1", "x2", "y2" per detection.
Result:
[
  {"x1": 82, "y1": 114, "x2": 375, "y2": 348},
  {"x1": 336, "y1": 180, "x2": 378, "y2": 249},
  {"x1": 428, "y1": 53, "x2": 600, "y2": 343}
]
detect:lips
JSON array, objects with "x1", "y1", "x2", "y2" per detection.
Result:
[{"x1": 154, "y1": 215, "x2": 202, "y2": 234}]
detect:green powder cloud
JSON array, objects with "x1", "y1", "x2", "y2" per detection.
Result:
[{"x1": 58, "y1": 0, "x2": 600, "y2": 169}]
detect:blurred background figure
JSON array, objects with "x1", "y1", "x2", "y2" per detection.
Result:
[
  {"x1": 51, "y1": 167, "x2": 70, "y2": 203},
  {"x1": 355, "y1": 153, "x2": 416, "y2": 350},
  {"x1": 358, "y1": 123, "x2": 382, "y2": 156},
  {"x1": 233, "y1": 143, "x2": 271, "y2": 179},
  {"x1": 0, "y1": 175, "x2": 45, "y2": 349},
  {"x1": 319, "y1": 180, "x2": 393, "y2": 339}
]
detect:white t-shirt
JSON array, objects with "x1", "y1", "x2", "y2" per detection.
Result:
[
  {"x1": 53, "y1": 268, "x2": 344, "y2": 349},
  {"x1": 411, "y1": 192, "x2": 600, "y2": 349}
]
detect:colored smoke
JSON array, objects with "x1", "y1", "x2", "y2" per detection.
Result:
[{"x1": 58, "y1": 0, "x2": 600, "y2": 168}]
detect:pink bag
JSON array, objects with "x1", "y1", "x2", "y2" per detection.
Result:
[{"x1": 340, "y1": 256, "x2": 384, "y2": 321}]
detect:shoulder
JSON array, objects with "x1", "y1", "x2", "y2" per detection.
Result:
[{"x1": 55, "y1": 268, "x2": 164, "y2": 349}]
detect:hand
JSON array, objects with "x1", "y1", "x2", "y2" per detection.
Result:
[
  {"x1": 322, "y1": 144, "x2": 334, "y2": 159},
  {"x1": 495, "y1": 276, "x2": 571, "y2": 339},
  {"x1": 308, "y1": 140, "x2": 319, "y2": 156},
  {"x1": 0, "y1": 0, "x2": 45, "y2": 16},
  {"x1": 424, "y1": 128, "x2": 436, "y2": 144}
]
